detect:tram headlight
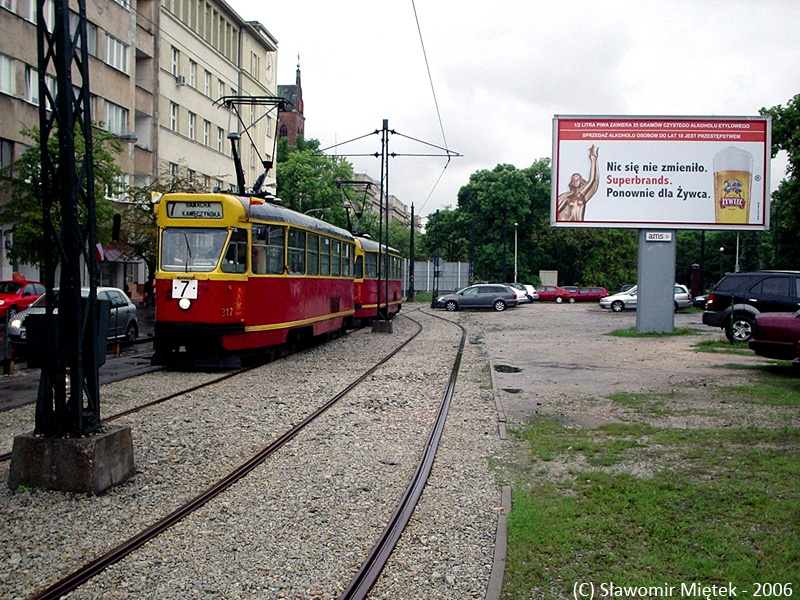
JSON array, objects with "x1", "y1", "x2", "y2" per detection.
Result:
[{"x1": 178, "y1": 297, "x2": 192, "y2": 310}]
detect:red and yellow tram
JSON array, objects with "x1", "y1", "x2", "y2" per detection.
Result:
[
  {"x1": 152, "y1": 193, "x2": 356, "y2": 368},
  {"x1": 353, "y1": 236, "x2": 403, "y2": 322}
]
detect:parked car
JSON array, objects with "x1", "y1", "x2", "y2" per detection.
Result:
[
  {"x1": 523, "y1": 284, "x2": 538, "y2": 300},
  {"x1": 703, "y1": 271, "x2": 800, "y2": 343},
  {"x1": 504, "y1": 283, "x2": 532, "y2": 303},
  {"x1": 599, "y1": 284, "x2": 692, "y2": 312},
  {"x1": 0, "y1": 279, "x2": 45, "y2": 319},
  {"x1": 534, "y1": 285, "x2": 571, "y2": 303},
  {"x1": 8, "y1": 286, "x2": 138, "y2": 351},
  {"x1": 692, "y1": 294, "x2": 708, "y2": 308},
  {"x1": 748, "y1": 310, "x2": 800, "y2": 361},
  {"x1": 433, "y1": 284, "x2": 518, "y2": 312},
  {"x1": 562, "y1": 286, "x2": 580, "y2": 297},
  {"x1": 568, "y1": 286, "x2": 609, "y2": 303}
]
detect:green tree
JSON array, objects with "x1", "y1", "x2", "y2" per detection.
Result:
[
  {"x1": 0, "y1": 125, "x2": 122, "y2": 268},
  {"x1": 456, "y1": 164, "x2": 533, "y2": 281},
  {"x1": 761, "y1": 94, "x2": 800, "y2": 268}
]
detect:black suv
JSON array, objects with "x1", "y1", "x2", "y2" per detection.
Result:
[{"x1": 702, "y1": 271, "x2": 800, "y2": 342}]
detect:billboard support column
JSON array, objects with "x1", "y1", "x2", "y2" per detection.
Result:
[{"x1": 636, "y1": 230, "x2": 677, "y2": 334}]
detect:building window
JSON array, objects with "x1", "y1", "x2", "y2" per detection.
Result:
[
  {"x1": 170, "y1": 46, "x2": 179, "y2": 77},
  {"x1": 169, "y1": 102, "x2": 178, "y2": 131},
  {"x1": 0, "y1": 55, "x2": 15, "y2": 96},
  {"x1": 70, "y1": 14, "x2": 98, "y2": 57},
  {"x1": 104, "y1": 101, "x2": 129, "y2": 135},
  {"x1": 106, "y1": 173, "x2": 129, "y2": 200},
  {"x1": 105, "y1": 35, "x2": 128, "y2": 73},
  {"x1": 1, "y1": 0, "x2": 16, "y2": 12},
  {"x1": 203, "y1": 70, "x2": 210, "y2": 96},
  {"x1": 203, "y1": 120, "x2": 210, "y2": 146},
  {"x1": 216, "y1": 126, "x2": 223, "y2": 152},
  {"x1": 26, "y1": 0, "x2": 54, "y2": 28},
  {"x1": 250, "y1": 52, "x2": 260, "y2": 80},
  {"x1": 188, "y1": 59, "x2": 196, "y2": 87},
  {"x1": 188, "y1": 112, "x2": 196, "y2": 140},
  {"x1": 1, "y1": 139, "x2": 14, "y2": 179}
]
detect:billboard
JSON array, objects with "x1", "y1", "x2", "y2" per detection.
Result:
[{"x1": 551, "y1": 116, "x2": 771, "y2": 230}]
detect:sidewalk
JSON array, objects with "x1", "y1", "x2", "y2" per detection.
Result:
[{"x1": 0, "y1": 304, "x2": 158, "y2": 412}]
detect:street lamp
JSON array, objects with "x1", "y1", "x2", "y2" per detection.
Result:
[
  {"x1": 514, "y1": 222, "x2": 518, "y2": 283},
  {"x1": 719, "y1": 246, "x2": 725, "y2": 279}
]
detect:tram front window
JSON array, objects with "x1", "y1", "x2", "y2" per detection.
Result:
[{"x1": 160, "y1": 228, "x2": 228, "y2": 272}]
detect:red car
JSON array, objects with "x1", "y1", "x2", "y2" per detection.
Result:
[
  {"x1": 534, "y1": 285, "x2": 572, "y2": 303},
  {"x1": 0, "y1": 279, "x2": 45, "y2": 319},
  {"x1": 748, "y1": 311, "x2": 800, "y2": 361},
  {"x1": 567, "y1": 286, "x2": 609, "y2": 303}
]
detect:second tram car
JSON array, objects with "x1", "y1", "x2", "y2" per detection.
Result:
[
  {"x1": 353, "y1": 236, "x2": 403, "y2": 322},
  {"x1": 152, "y1": 193, "x2": 357, "y2": 367}
]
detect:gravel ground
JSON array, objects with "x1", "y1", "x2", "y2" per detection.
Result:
[
  {"x1": 6, "y1": 301, "x2": 772, "y2": 600},
  {"x1": 0, "y1": 308, "x2": 504, "y2": 600}
]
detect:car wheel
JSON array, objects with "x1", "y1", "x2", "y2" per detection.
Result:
[
  {"x1": 124, "y1": 322, "x2": 138, "y2": 343},
  {"x1": 445, "y1": 300, "x2": 458, "y2": 312},
  {"x1": 555, "y1": 296, "x2": 563, "y2": 304},
  {"x1": 493, "y1": 300, "x2": 507, "y2": 312},
  {"x1": 568, "y1": 297, "x2": 576, "y2": 304},
  {"x1": 726, "y1": 315, "x2": 754, "y2": 343},
  {"x1": 611, "y1": 300, "x2": 624, "y2": 312}
]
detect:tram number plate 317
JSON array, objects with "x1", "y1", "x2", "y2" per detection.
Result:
[{"x1": 172, "y1": 279, "x2": 198, "y2": 300}]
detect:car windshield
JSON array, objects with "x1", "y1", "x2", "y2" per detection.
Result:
[
  {"x1": 161, "y1": 227, "x2": 229, "y2": 272},
  {"x1": 0, "y1": 282, "x2": 23, "y2": 294}
]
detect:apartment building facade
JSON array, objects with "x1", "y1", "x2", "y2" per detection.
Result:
[{"x1": 0, "y1": 0, "x2": 278, "y2": 287}]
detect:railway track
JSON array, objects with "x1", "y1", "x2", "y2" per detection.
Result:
[{"x1": 9, "y1": 310, "x2": 468, "y2": 600}]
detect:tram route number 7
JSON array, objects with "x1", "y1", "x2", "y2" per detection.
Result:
[{"x1": 172, "y1": 279, "x2": 198, "y2": 299}]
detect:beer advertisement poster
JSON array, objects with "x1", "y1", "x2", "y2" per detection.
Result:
[{"x1": 551, "y1": 116, "x2": 771, "y2": 230}]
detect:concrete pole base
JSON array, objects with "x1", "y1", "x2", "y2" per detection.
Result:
[
  {"x1": 371, "y1": 319, "x2": 393, "y2": 333},
  {"x1": 8, "y1": 426, "x2": 135, "y2": 495}
]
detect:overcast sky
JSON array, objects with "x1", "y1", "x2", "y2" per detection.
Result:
[{"x1": 228, "y1": 0, "x2": 799, "y2": 223}]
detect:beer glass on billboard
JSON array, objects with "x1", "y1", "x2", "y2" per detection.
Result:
[{"x1": 713, "y1": 146, "x2": 752, "y2": 224}]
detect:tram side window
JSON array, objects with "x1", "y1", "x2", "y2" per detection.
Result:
[
  {"x1": 342, "y1": 243, "x2": 352, "y2": 277},
  {"x1": 221, "y1": 228, "x2": 248, "y2": 273},
  {"x1": 307, "y1": 234, "x2": 319, "y2": 276},
  {"x1": 365, "y1": 252, "x2": 377, "y2": 279},
  {"x1": 331, "y1": 239, "x2": 341, "y2": 277},
  {"x1": 354, "y1": 254, "x2": 363, "y2": 279},
  {"x1": 288, "y1": 228, "x2": 306, "y2": 275},
  {"x1": 252, "y1": 224, "x2": 285, "y2": 275},
  {"x1": 320, "y1": 237, "x2": 331, "y2": 276}
]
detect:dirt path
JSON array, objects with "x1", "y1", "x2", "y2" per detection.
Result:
[{"x1": 460, "y1": 302, "x2": 795, "y2": 430}]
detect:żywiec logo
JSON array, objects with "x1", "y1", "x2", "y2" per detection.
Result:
[{"x1": 720, "y1": 177, "x2": 745, "y2": 209}]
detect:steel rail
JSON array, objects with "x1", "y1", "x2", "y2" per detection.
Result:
[
  {"x1": 26, "y1": 318, "x2": 422, "y2": 600},
  {"x1": 338, "y1": 311, "x2": 466, "y2": 600}
]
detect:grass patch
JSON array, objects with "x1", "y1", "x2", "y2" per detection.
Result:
[
  {"x1": 694, "y1": 339, "x2": 753, "y2": 355},
  {"x1": 503, "y1": 369, "x2": 800, "y2": 599},
  {"x1": 505, "y1": 422, "x2": 800, "y2": 599},
  {"x1": 607, "y1": 326, "x2": 701, "y2": 338}
]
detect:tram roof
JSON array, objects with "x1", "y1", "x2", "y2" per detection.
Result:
[
  {"x1": 238, "y1": 196, "x2": 354, "y2": 241},
  {"x1": 355, "y1": 236, "x2": 400, "y2": 256}
]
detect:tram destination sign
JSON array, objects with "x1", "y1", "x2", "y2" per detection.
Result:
[
  {"x1": 551, "y1": 116, "x2": 771, "y2": 231},
  {"x1": 167, "y1": 201, "x2": 224, "y2": 219}
]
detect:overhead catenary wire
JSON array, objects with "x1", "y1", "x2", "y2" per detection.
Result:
[{"x1": 410, "y1": 0, "x2": 455, "y2": 213}]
